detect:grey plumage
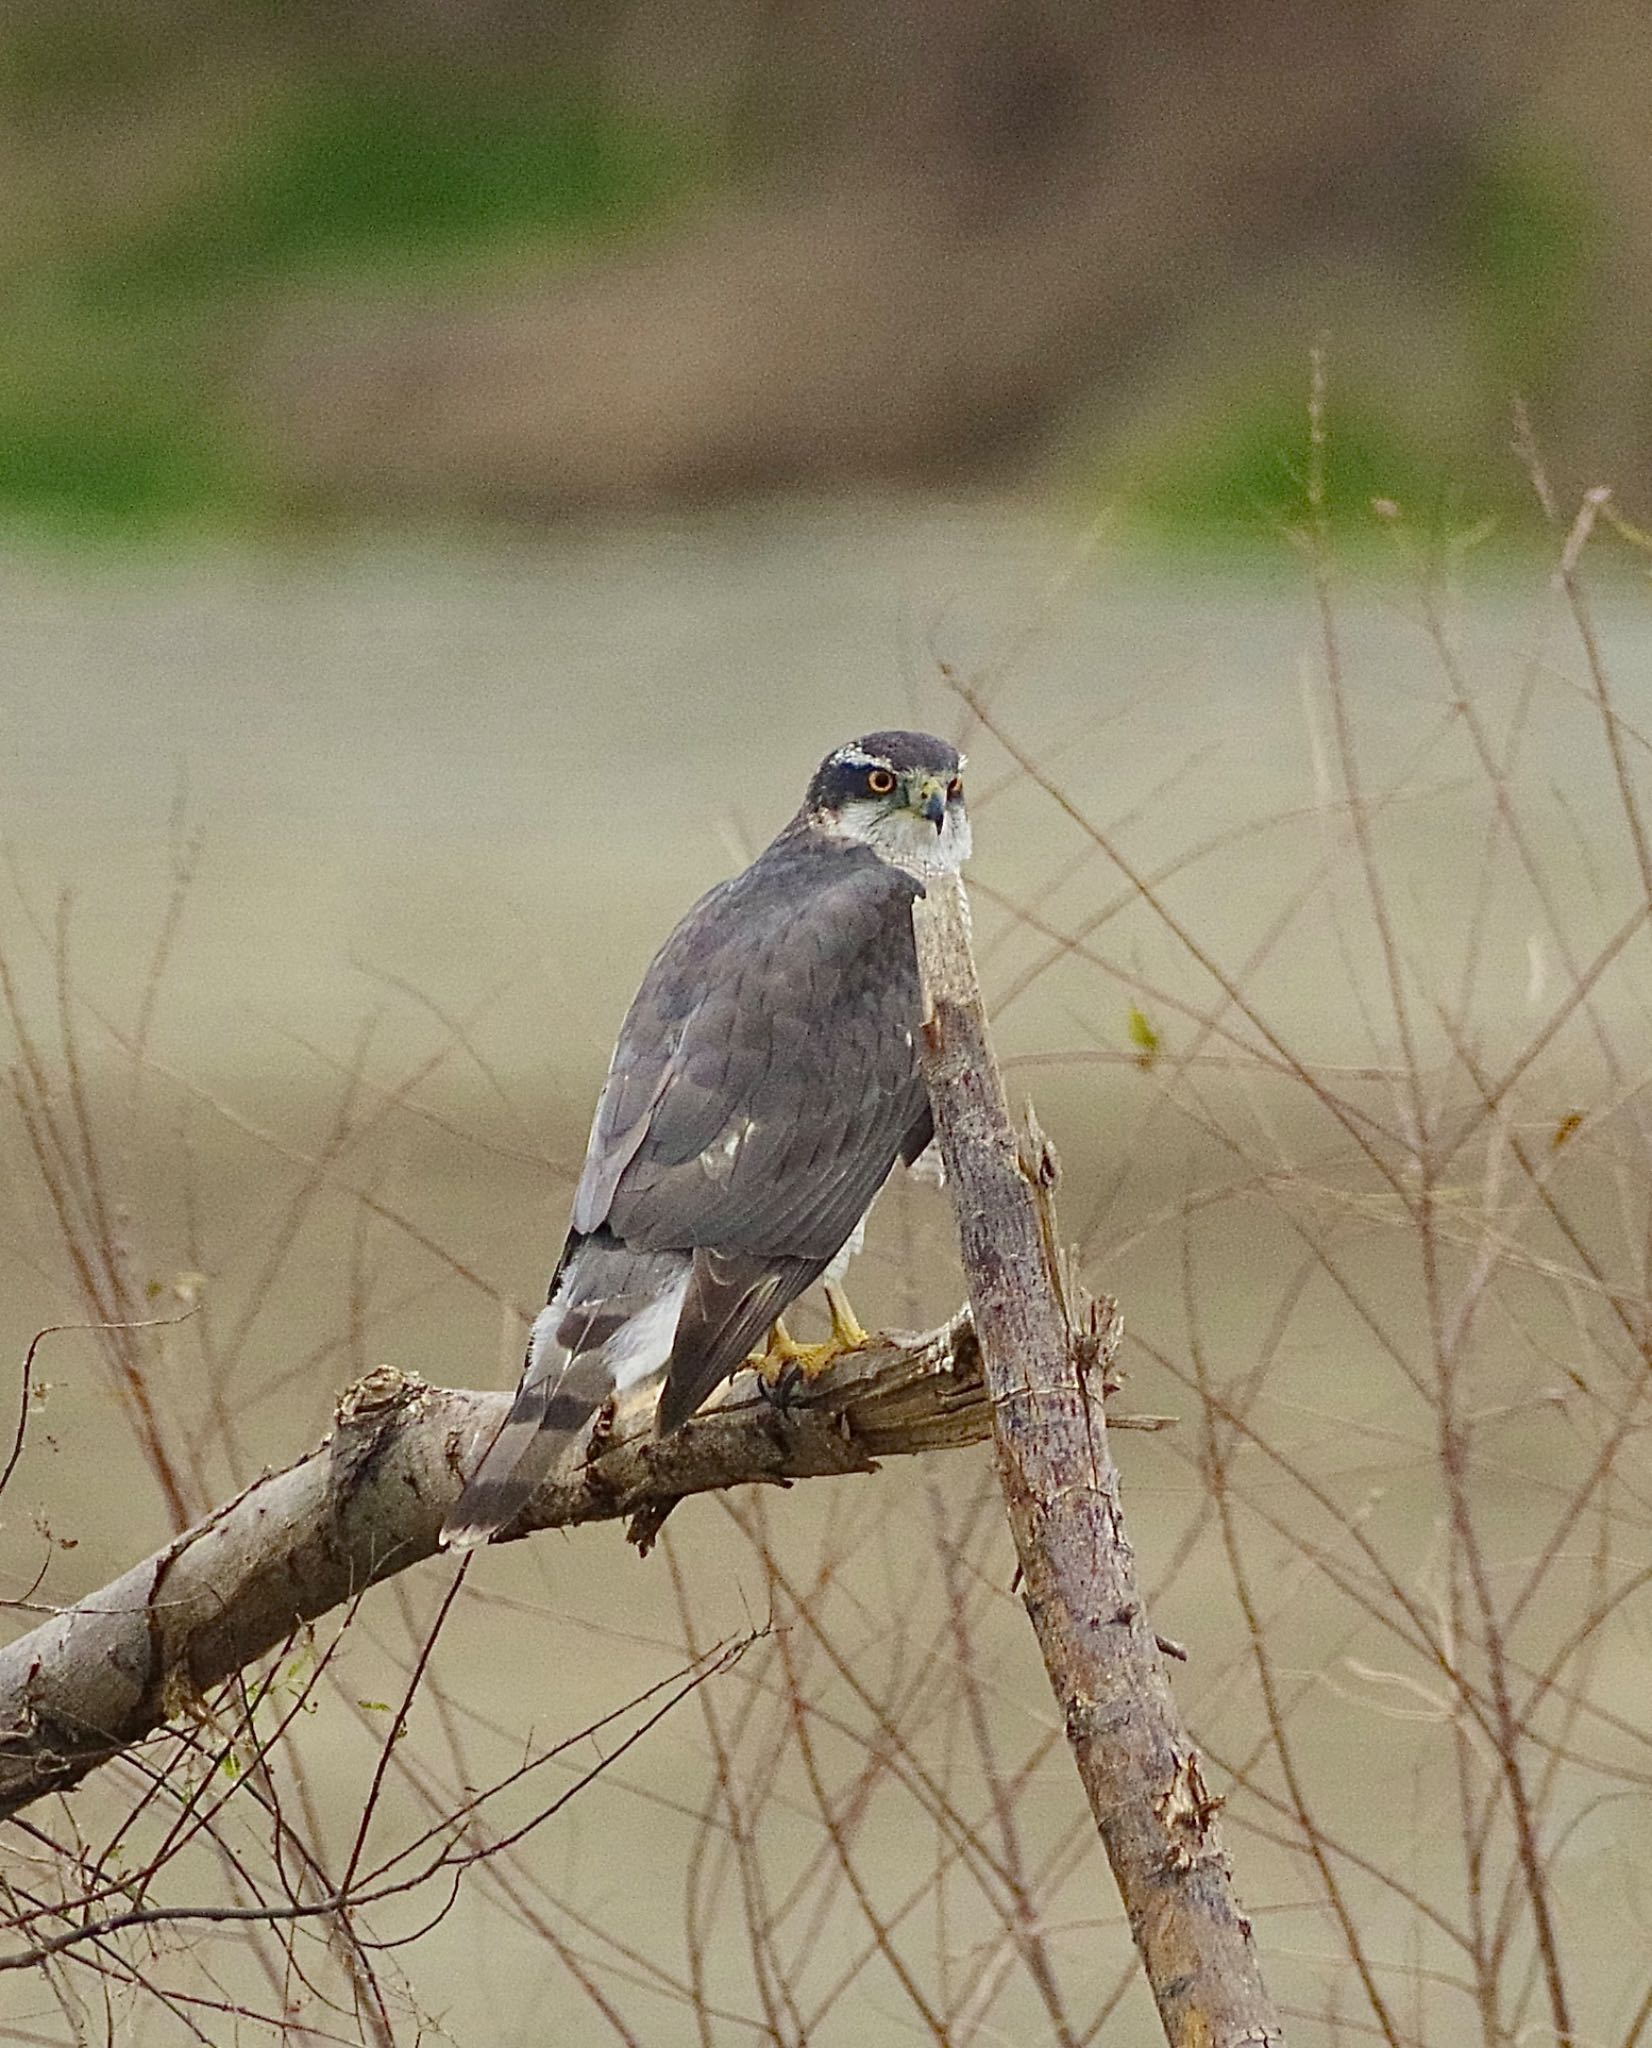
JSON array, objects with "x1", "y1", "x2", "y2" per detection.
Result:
[{"x1": 441, "y1": 730, "x2": 966, "y2": 1550}]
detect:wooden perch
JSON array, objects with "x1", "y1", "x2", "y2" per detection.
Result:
[
  {"x1": 0, "y1": 1315, "x2": 1021, "y2": 1822},
  {"x1": 911, "y1": 871, "x2": 1282, "y2": 2048},
  {"x1": 0, "y1": 869, "x2": 1276, "y2": 2048}
]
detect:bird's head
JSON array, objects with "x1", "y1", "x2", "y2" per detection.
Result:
[{"x1": 805, "y1": 731, "x2": 971, "y2": 874}]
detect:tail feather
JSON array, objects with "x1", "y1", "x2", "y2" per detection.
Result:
[
  {"x1": 440, "y1": 1351, "x2": 614, "y2": 1550},
  {"x1": 654, "y1": 1248, "x2": 822, "y2": 1436},
  {"x1": 441, "y1": 1238, "x2": 690, "y2": 1550}
]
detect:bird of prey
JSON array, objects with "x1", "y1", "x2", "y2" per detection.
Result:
[{"x1": 441, "y1": 730, "x2": 970, "y2": 1549}]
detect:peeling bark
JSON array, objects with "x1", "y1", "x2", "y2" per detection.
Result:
[
  {"x1": 0, "y1": 1317, "x2": 998, "y2": 1821},
  {"x1": 912, "y1": 871, "x2": 1283, "y2": 2048}
]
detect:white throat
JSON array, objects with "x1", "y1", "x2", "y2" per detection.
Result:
[{"x1": 818, "y1": 799, "x2": 972, "y2": 877}]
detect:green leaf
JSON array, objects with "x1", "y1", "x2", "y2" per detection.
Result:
[{"x1": 1127, "y1": 1006, "x2": 1161, "y2": 1068}]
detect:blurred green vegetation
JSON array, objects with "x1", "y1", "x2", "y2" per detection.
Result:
[
  {"x1": 1127, "y1": 392, "x2": 1454, "y2": 541},
  {"x1": 1458, "y1": 132, "x2": 1603, "y2": 387},
  {"x1": 0, "y1": 64, "x2": 1605, "y2": 542},
  {"x1": 1127, "y1": 134, "x2": 1603, "y2": 543},
  {"x1": 0, "y1": 79, "x2": 713, "y2": 537},
  {"x1": 92, "y1": 87, "x2": 708, "y2": 300}
]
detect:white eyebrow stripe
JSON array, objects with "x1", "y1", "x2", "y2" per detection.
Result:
[{"x1": 829, "y1": 746, "x2": 964, "y2": 775}]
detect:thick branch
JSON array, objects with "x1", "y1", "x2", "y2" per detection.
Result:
[
  {"x1": 0, "y1": 1318, "x2": 994, "y2": 1821},
  {"x1": 911, "y1": 872, "x2": 1283, "y2": 2048}
]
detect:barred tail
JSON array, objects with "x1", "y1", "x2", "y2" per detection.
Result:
[
  {"x1": 440, "y1": 1347, "x2": 615, "y2": 1550},
  {"x1": 440, "y1": 1241, "x2": 690, "y2": 1551}
]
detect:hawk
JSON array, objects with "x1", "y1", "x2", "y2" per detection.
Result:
[{"x1": 441, "y1": 730, "x2": 969, "y2": 1549}]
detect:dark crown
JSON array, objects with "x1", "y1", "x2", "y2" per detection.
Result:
[{"x1": 805, "y1": 731, "x2": 962, "y2": 812}]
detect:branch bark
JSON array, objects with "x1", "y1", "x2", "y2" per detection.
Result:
[
  {"x1": 911, "y1": 870, "x2": 1282, "y2": 2048},
  {"x1": 0, "y1": 1317, "x2": 1002, "y2": 1821}
]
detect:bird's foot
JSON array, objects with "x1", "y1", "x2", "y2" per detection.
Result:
[
  {"x1": 750, "y1": 1294, "x2": 881, "y2": 1411},
  {"x1": 751, "y1": 1316, "x2": 840, "y2": 1410},
  {"x1": 823, "y1": 1281, "x2": 876, "y2": 1353}
]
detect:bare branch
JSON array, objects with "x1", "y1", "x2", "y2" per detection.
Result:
[
  {"x1": 911, "y1": 869, "x2": 1282, "y2": 2048},
  {"x1": 0, "y1": 1316, "x2": 1023, "y2": 1822}
]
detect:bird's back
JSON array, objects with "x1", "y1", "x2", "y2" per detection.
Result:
[{"x1": 574, "y1": 824, "x2": 929, "y2": 1264}]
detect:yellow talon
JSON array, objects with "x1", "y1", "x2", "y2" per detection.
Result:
[
  {"x1": 747, "y1": 1291, "x2": 879, "y2": 1391},
  {"x1": 823, "y1": 1281, "x2": 874, "y2": 1352},
  {"x1": 752, "y1": 1316, "x2": 838, "y2": 1384}
]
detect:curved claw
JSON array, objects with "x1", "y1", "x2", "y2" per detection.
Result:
[
  {"x1": 748, "y1": 1315, "x2": 838, "y2": 1399},
  {"x1": 746, "y1": 1292, "x2": 884, "y2": 1417},
  {"x1": 757, "y1": 1360, "x2": 806, "y2": 1413}
]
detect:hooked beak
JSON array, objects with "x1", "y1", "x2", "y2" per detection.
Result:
[{"x1": 915, "y1": 776, "x2": 947, "y2": 830}]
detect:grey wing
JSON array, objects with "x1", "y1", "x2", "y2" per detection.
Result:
[{"x1": 571, "y1": 841, "x2": 930, "y2": 1426}]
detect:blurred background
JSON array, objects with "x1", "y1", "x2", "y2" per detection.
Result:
[
  {"x1": 0, "y1": 0, "x2": 1648, "y2": 538},
  {"x1": 6, "y1": 6, "x2": 1652, "y2": 2046}
]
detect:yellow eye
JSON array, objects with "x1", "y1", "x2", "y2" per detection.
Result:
[{"x1": 866, "y1": 767, "x2": 896, "y2": 795}]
